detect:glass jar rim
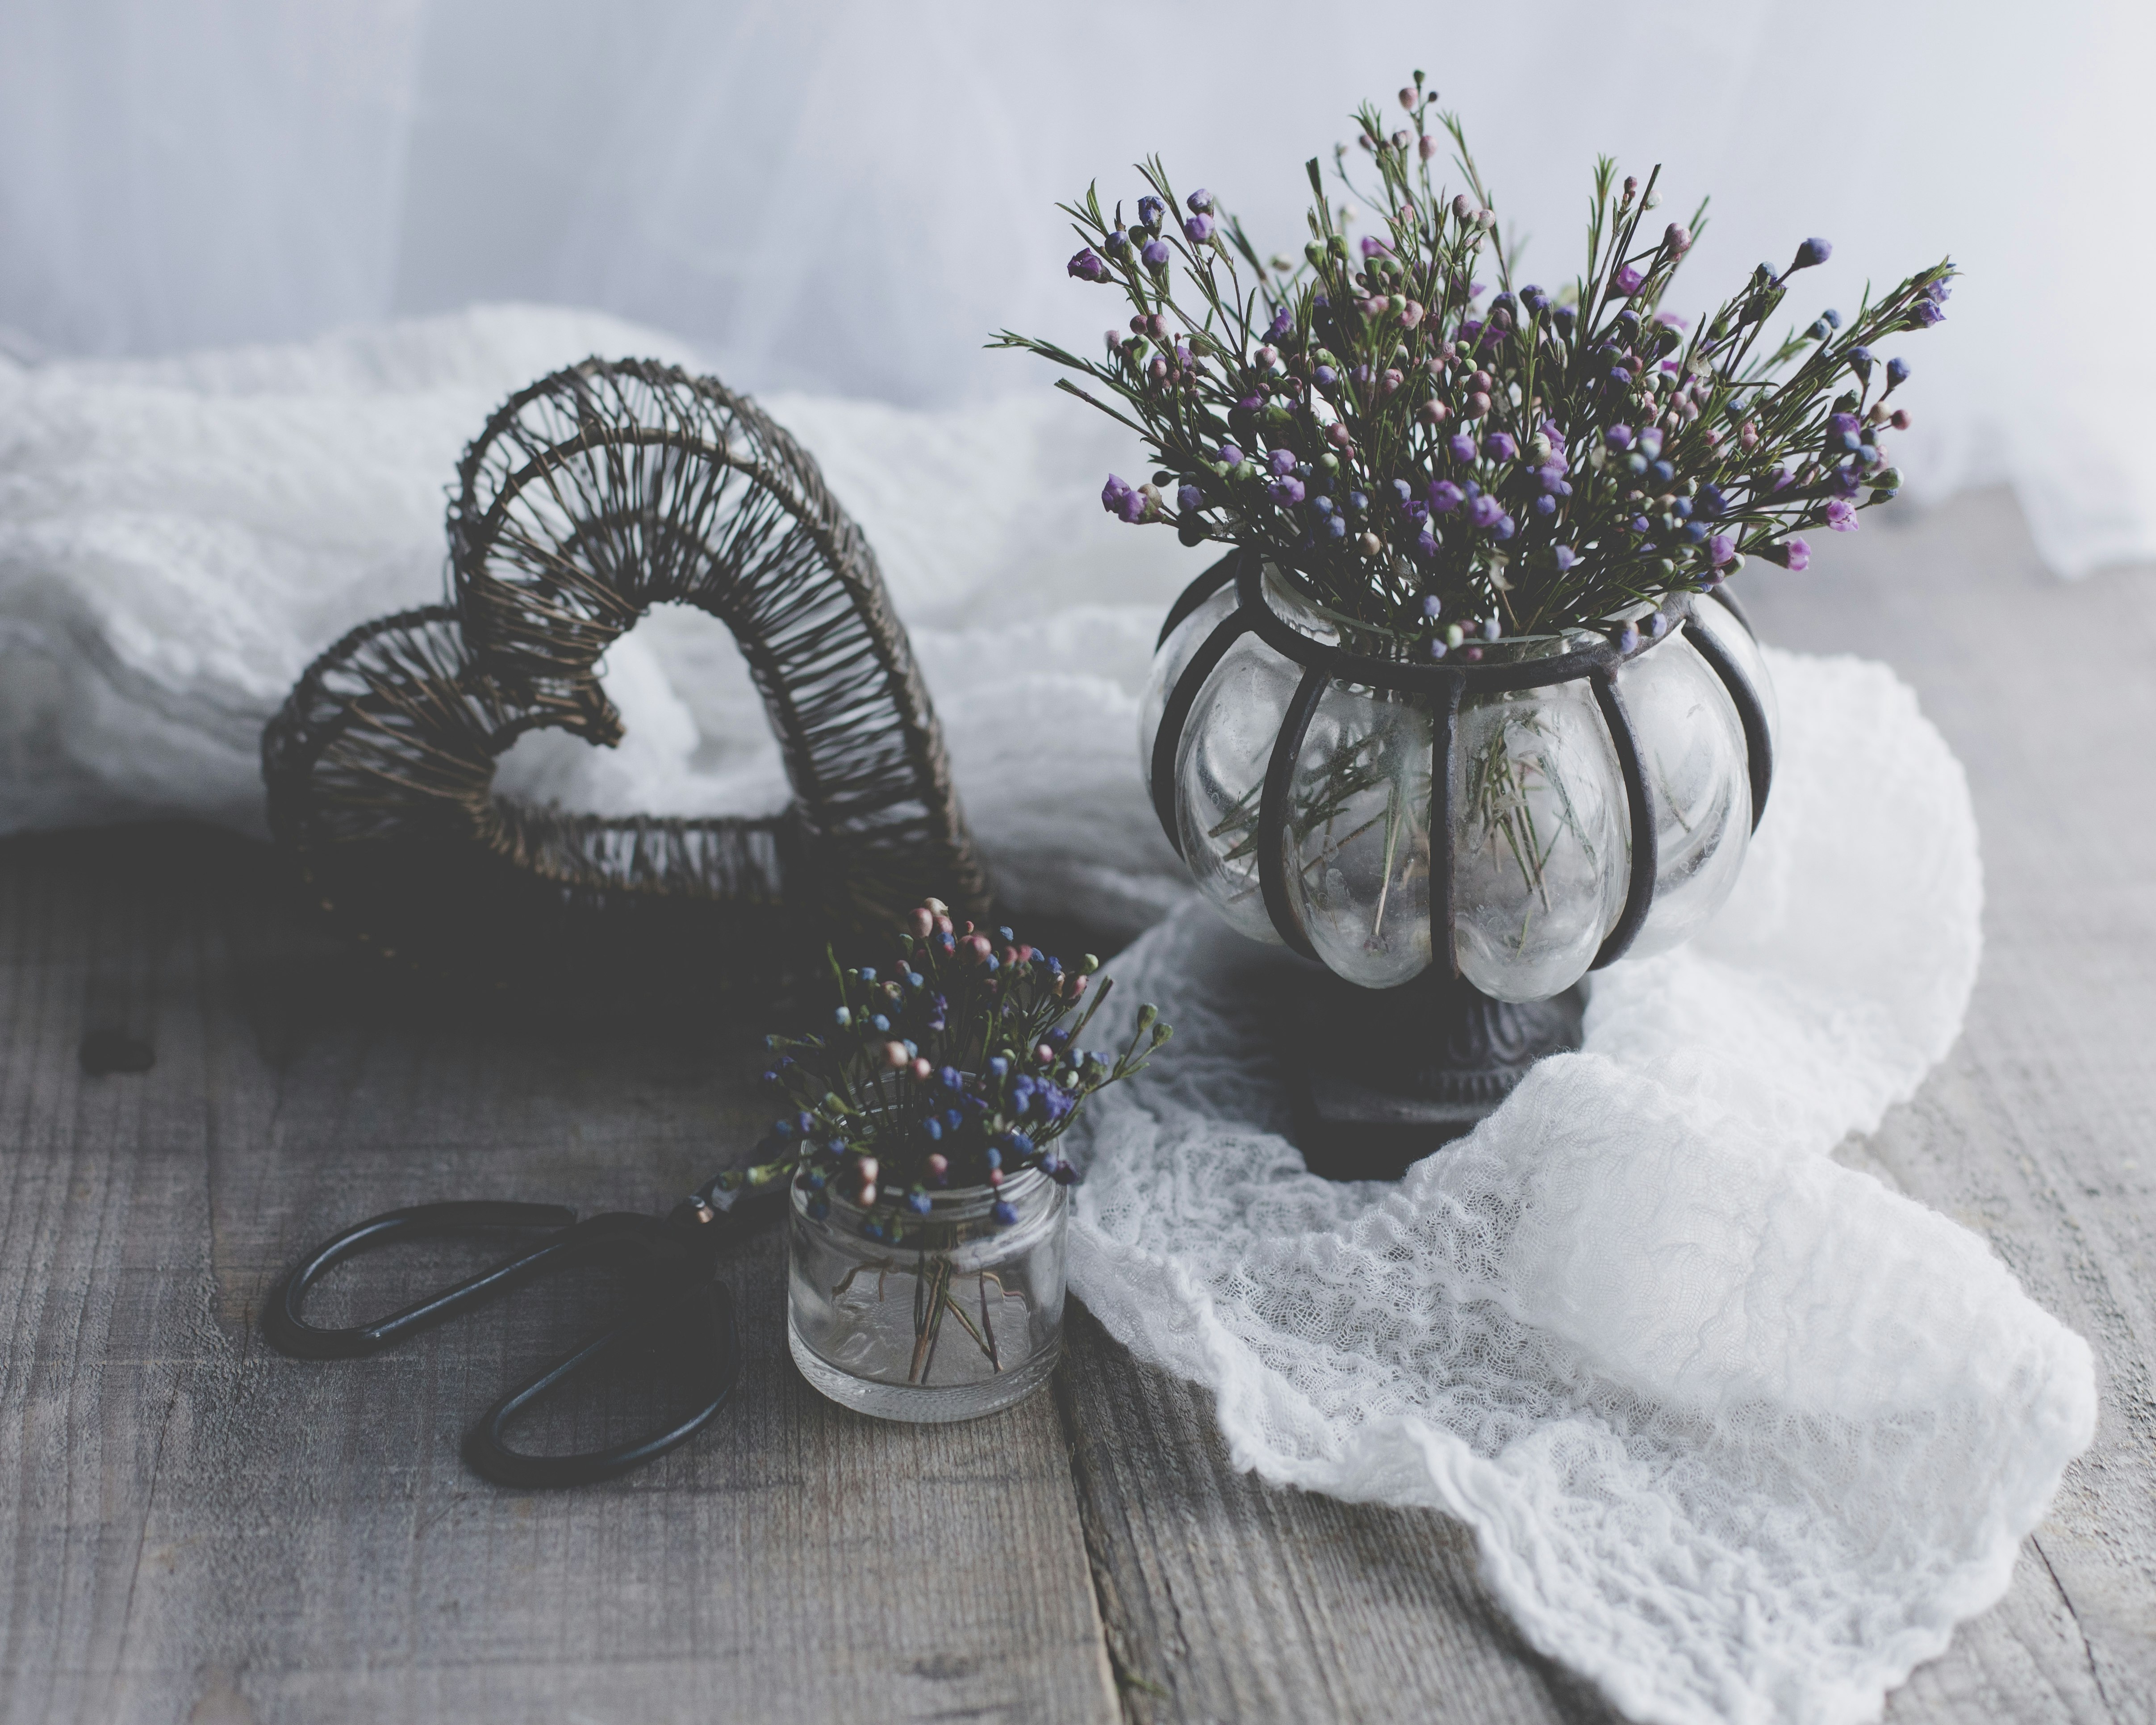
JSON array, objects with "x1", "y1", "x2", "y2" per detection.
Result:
[
  {"x1": 1242, "y1": 554, "x2": 1693, "y2": 694},
  {"x1": 797, "y1": 1161, "x2": 1056, "y2": 1225}
]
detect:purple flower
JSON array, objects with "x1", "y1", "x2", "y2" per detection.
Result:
[
  {"x1": 1708, "y1": 532, "x2": 1737, "y2": 566},
  {"x1": 1468, "y1": 494, "x2": 1504, "y2": 528},
  {"x1": 1886, "y1": 356, "x2": 1911, "y2": 389},
  {"x1": 1421, "y1": 594, "x2": 1443, "y2": 620},
  {"x1": 1637, "y1": 427, "x2": 1664, "y2": 460},
  {"x1": 1101, "y1": 474, "x2": 1133, "y2": 514},
  {"x1": 1764, "y1": 537, "x2": 1811, "y2": 570},
  {"x1": 1266, "y1": 305, "x2": 1293, "y2": 340},
  {"x1": 1447, "y1": 433, "x2": 1476, "y2": 464},
  {"x1": 1136, "y1": 195, "x2": 1165, "y2": 230},
  {"x1": 1141, "y1": 238, "x2": 1170, "y2": 268},
  {"x1": 1824, "y1": 498, "x2": 1858, "y2": 532},
  {"x1": 1427, "y1": 481, "x2": 1465, "y2": 513},
  {"x1": 1606, "y1": 424, "x2": 1634, "y2": 451},
  {"x1": 991, "y1": 1202, "x2": 1019, "y2": 1226},
  {"x1": 1926, "y1": 277, "x2": 1953, "y2": 304},
  {"x1": 1520, "y1": 284, "x2": 1550, "y2": 313},
  {"x1": 1234, "y1": 393, "x2": 1264, "y2": 415},
  {"x1": 1491, "y1": 513, "x2": 1517, "y2": 540},
  {"x1": 1359, "y1": 234, "x2": 1393, "y2": 257},
  {"x1": 1612, "y1": 264, "x2": 1645, "y2": 296},
  {"x1": 1483, "y1": 432, "x2": 1518, "y2": 462},
  {"x1": 1537, "y1": 465, "x2": 1568, "y2": 493},
  {"x1": 1911, "y1": 299, "x2": 1946, "y2": 328},
  {"x1": 1217, "y1": 442, "x2": 1243, "y2": 468},
  {"x1": 1847, "y1": 346, "x2": 1875, "y2": 380},
  {"x1": 1187, "y1": 188, "x2": 1214, "y2": 213},
  {"x1": 1067, "y1": 248, "x2": 1108, "y2": 282},
  {"x1": 1533, "y1": 494, "x2": 1557, "y2": 516},
  {"x1": 1416, "y1": 530, "x2": 1439, "y2": 559},
  {"x1": 1313, "y1": 365, "x2": 1337, "y2": 389},
  {"x1": 1554, "y1": 544, "x2": 1579, "y2": 571},
  {"x1": 1791, "y1": 237, "x2": 1833, "y2": 271},
  {"x1": 1118, "y1": 488, "x2": 1151, "y2": 523},
  {"x1": 1184, "y1": 213, "x2": 1216, "y2": 243},
  {"x1": 1103, "y1": 228, "x2": 1130, "y2": 256},
  {"x1": 1177, "y1": 482, "x2": 1204, "y2": 512},
  {"x1": 1268, "y1": 447, "x2": 1297, "y2": 476},
  {"x1": 1268, "y1": 475, "x2": 1306, "y2": 506}
]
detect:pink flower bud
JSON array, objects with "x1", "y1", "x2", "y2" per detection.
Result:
[
  {"x1": 856, "y1": 1157, "x2": 879, "y2": 1183},
  {"x1": 1070, "y1": 975, "x2": 1089, "y2": 999},
  {"x1": 1419, "y1": 135, "x2": 1438, "y2": 160},
  {"x1": 858, "y1": 1184, "x2": 877, "y2": 1206},
  {"x1": 911, "y1": 1057, "x2": 933, "y2": 1080},
  {"x1": 926, "y1": 1153, "x2": 949, "y2": 1177},
  {"x1": 1664, "y1": 223, "x2": 1692, "y2": 255},
  {"x1": 1400, "y1": 300, "x2": 1424, "y2": 328},
  {"x1": 923, "y1": 897, "x2": 948, "y2": 916},
  {"x1": 986, "y1": 1169, "x2": 1004, "y2": 1187},
  {"x1": 884, "y1": 1041, "x2": 909, "y2": 1069},
  {"x1": 1036, "y1": 1043, "x2": 1055, "y2": 1066}
]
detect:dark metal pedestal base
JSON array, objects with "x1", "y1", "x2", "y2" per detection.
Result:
[{"x1": 1279, "y1": 968, "x2": 1586, "y2": 1181}]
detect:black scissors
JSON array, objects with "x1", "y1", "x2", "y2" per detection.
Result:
[{"x1": 262, "y1": 1170, "x2": 784, "y2": 1488}]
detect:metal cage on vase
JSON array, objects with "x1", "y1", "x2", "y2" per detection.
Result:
[{"x1": 1143, "y1": 550, "x2": 1777, "y2": 1177}]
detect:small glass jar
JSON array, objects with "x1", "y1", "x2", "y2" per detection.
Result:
[{"x1": 787, "y1": 1166, "x2": 1068, "y2": 1423}]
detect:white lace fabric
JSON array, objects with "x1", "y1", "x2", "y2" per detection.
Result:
[
  {"x1": 0, "y1": 306, "x2": 2098, "y2": 1724},
  {"x1": 1068, "y1": 651, "x2": 2095, "y2": 1725}
]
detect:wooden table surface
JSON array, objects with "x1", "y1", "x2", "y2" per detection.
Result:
[{"x1": 1, "y1": 486, "x2": 2151, "y2": 1725}]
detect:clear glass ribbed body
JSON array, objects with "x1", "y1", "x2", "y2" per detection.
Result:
[{"x1": 1149, "y1": 564, "x2": 1772, "y2": 1003}]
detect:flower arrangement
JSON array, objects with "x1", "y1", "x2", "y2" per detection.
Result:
[
  {"x1": 994, "y1": 72, "x2": 1955, "y2": 647},
  {"x1": 737, "y1": 900, "x2": 1170, "y2": 1241}
]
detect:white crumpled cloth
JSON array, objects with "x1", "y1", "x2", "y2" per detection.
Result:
[
  {"x1": 1067, "y1": 649, "x2": 2096, "y2": 1725},
  {"x1": 0, "y1": 305, "x2": 2097, "y2": 1724}
]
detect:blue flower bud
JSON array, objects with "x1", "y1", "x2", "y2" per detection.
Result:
[
  {"x1": 1790, "y1": 237, "x2": 1832, "y2": 271},
  {"x1": 858, "y1": 968, "x2": 876, "y2": 982},
  {"x1": 833, "y1": 1006, "x2": 851, "y2": 1027},
  {"x1": 1177, "y1": 482, "x2": 1204, "y2": 512},
  {"x1": 871, "y1": 1014, "x2": 890, "y2": 1032},
  {"x1": 1187, "y1": 188, "x2": 1214, "y2": 213},
  {"x1": 991, "y1": 1202, "x2": 1019, "y2": 1226},
  {"x1": 1136, "y1": 195, "x2": 1165, "y2": 230},
  {"x1": 924, "y1": 1116, "x2": 942, "y2": 1141},
  {"x1": 1141, "y1": 239, "x2": 1170, "y2": 269},
  {"x1": 1103, "y1": 228, "x2": 1130, "y2": 256},
  {"x1": 908, "y1": 1192, "x2": 933, "y2": 1215}
]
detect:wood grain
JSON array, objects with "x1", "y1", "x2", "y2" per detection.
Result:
[
  {"x1": 0, "y1": 836, "x2": 1118, "y2": 1725},
  {"x1": 0, "y1": 484, "x2": 2150, "y2": 1725}
]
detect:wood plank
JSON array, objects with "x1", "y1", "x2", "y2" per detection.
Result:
[
  {"x1": 1050, "y1": 487, "x2": 2155, "y2": 1725},
  {"x1": 0, "y1": 829, "x2": 1120, "y2": 1725}
]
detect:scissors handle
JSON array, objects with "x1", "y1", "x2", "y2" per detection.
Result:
[
  {"x1": 262, "y1": 1200, "x2": 581, "y2": 1359},
  {"x1": 463, "y1": 1277, "x2": 744, "y2": 1489}
]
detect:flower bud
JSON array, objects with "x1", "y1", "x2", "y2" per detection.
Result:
[
  {"x1": 1187, "y1": 188, "x2": 1213, "y2": 214},
  {"x1": 1399, "y1": 87, "x2": 1416, "y2": 108},
  {"x1": 1419, "y1": 135, "x2": 1438, "y2": 160},
  {"x1": 1664, "y1": 223, "x2": 1692, "y2": 255}
]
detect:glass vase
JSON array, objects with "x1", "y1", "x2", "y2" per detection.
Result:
[
  {"x1": 786, "y1": 1166, "x2": 1067, "y2": 1423},
  {"x1": 1150, "y1": 557, "x2": 1774, "y2": 1005}
]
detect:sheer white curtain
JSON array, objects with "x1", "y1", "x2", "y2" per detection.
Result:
[{"x1": 2, "y1": 0, "x2": 2152, "y2": 573}]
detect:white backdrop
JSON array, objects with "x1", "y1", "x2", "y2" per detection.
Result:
[{"x1": 2, "y1": 0, "x2": 2152, "y2": 575}]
